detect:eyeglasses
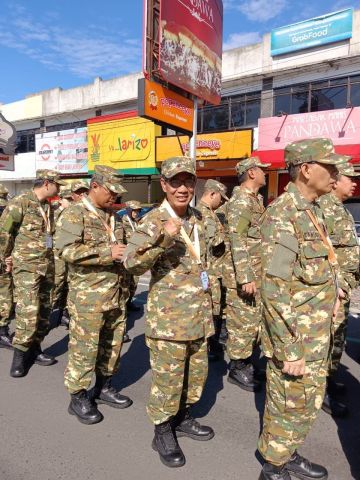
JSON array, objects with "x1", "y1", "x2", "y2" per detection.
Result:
[{"x1": 165, "y1": 177, "x2": 196, "y2": 189}]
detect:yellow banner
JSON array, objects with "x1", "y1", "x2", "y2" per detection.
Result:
[
  {"x1": 156, "y1": 130, "x2": 252, "y2": 162},
  {"x1": 88, "y1": 116, "x2": 161, "y2": 171}
]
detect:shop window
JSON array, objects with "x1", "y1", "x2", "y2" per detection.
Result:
[
  {"x1": 245, "y1": 98, "x2": 261, "y2": 126},
  {"x1": 231, "y1": 97, "x2": 260, "y2": 127},
  {"x1": 202, "y1": 104, "x2": 229, "y2": 132},
  {"x1": 230, "y1": 101, "x2": 245, "y2": 127},
  {"x1": 310, "y1": 86, "x2": 347, "y2": 112},
  {"x1": 350, "y1": 83, "x2": 360, "y2": 107},
  {"x1": 292, "y1": 92, "x2": 309, "y2": 114},
  {"x1": 274, "y1": 94, "x2": 291, "y2": 115}
]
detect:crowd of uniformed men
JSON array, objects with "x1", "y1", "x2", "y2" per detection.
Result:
[{"x1": 0, "y1": 136, "x2": 359, "y2": 480}]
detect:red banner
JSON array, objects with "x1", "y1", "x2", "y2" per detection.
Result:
[{"x1": 159, "y1": 0, "x2": 223, "y2": 105}]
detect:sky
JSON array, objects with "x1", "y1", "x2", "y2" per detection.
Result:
[{"x1": 0, "y1": 0, "x2": 358, "y2": 104}]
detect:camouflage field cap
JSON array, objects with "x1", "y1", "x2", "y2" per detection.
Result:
[
  {"x1": 71, "y1": 179, "x2": 89, "y2": 193},
  {"x1": 127, "y1": 200, "x2": 142, "y2": 210},
  {"x1": 36, "y1": 169, "x2": 66, "y2": 185},
  {"x1": 337, "y1": 160, "x2": 360, "y2": 178},
  {"x1": 284, "y1": 138, "x2": 346, "y2": 167},
  {"x1": 161, "y1": 156, "x2": 196, "y2": 178},
  {"x1": 59, "y1": 186, "x2": 73, "y2": 199},
  {"x1": 93, "y1": 165, "x2": 127, "y2": 195},
  {"x1": 204, "y1": 179, "x2": 229, "y2": 201},
  {"x1": 235, "y1": 156, "x2": 271, "y2": 176},
  {"x1": 0, "y1": 183, "x2": 8, "y2": 197}
]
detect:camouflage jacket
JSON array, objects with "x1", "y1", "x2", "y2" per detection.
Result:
[
  {"x1": 261, "y1": 183, "x2": 337, "y2": 363},
  {"x1": 320, "y1": 193, "x2": 359, "y2": 296},
  {"x1": 227, "y1": 186, "x2": 265, "y2": 287},
  {"x1": 122, "y1": 214, "x2": 139, "y2": 242},
  {"x1": 124, "y1": 203, "x2": 214, "y2": 341},
  {"x1": 0, "y1": 190, "x2": 54, "y2": 275},
  {"x1": 54, "y1": 195, "x2": 127, "y2": 313},
  {"x1": 196, "y1": 200, "x2": 225, "y2": 276},
  {"x1": 215, "y1": 201, "x2": 235, "y2": 288}
]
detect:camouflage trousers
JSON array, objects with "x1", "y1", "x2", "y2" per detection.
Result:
[
  {"x1": 52, "y1": 254, "x2": 68, "y2": 311},
  {"x1": 12, "y1": 265, "x2": 54, "y2": 352},
  {"x1": 64, "y1": 304, "x2": 126, "y2": 394},
  {"x1": 258, "y1": 358, "x2": 327, "y2": 466},
  {"x1": 328, "y1": 299, "x2": 350, "y2": 377},
  {"x1": 128, "y1": 275, "x2": 139, "y2": 302},
  {"x1": 0, "y1": 272, "x2": 14, "y2": 328},
  {"x1": 210, "y1": 275, "x2": 222, "y2": 316},
  {"x1": 146, "y1": 336, "x2": 208, "y2": 425},
  {"x1": 226, "y1": 286, "x2": 261, "y2": 360}
]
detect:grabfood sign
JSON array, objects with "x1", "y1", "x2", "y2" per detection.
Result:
[
  {"x1": 271, "y1": 9, "x2": 353, "y2": 56},
  {"x1": 159, "y1": 0, "x2": 223, "y2": 105}
]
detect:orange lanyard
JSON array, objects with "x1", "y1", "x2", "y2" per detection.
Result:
[
  {"x1": 82, "y1": 197, "x2": 117, "y2": 244},
  {"x1": 305, "y1": 209, "x2": 337, "y2": 267},
  {"x1": 38, "y1": 204, "x2": 51, "y2": 234}
]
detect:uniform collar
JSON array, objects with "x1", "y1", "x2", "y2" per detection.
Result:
[{"x1": 287, "y1": 182, "x2": 319, "y2": 211}]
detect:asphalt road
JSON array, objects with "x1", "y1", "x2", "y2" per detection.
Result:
[{"x1": 1, "y1": 278, "x2": 360, "y2": 480}]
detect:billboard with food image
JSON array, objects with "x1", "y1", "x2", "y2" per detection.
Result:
[{"x1": 159, "y1": 0, "x2": 223, "y2": 105}]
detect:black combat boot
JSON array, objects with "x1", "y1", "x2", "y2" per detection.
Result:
[
  {"x1": 152, "y1": 421, "x2": 185, "y2": 468},
  {"x1": 174, "y1": 408, "x2": 214, "y2": 441},
  {"x1": 93, "y1": 375, "x2": 132, "y2": 409},
  {"x1": 0, "y1": 326, "x2": 13, "y2": 349},
  {"x1": 259, "y1": 462, "x2": 291, "y2": 480},
  {"x1": 32, "y1": 345, "x2": 57, "y2": 366},
  {"x1": 68, "y1": 389, "x2": 103, "y2": 425},
  {"x1": 228, "y1": 358, "x2": 261, "y2": 392},
  {"x1": 123, "y1": 332, "x2": 131, "y2": 343},
  {"x1": 10, "y1": 348, "x2": 29, "y2": 377},
  {"x1": 327, "y1": 377, "x2": 346, "y2": 395},
  {"x1": 285, "y1": 452, "x2": 328, "y2": 479},
  {"x1": 321, "y1": 391, "x2": 348, "y2": 417}
]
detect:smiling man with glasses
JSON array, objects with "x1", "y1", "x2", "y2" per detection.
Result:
[{"x1": 124, "y1": 156, "x2": 214, "y2": 468}]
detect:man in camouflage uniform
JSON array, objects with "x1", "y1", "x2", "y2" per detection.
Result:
[
  {"x1": 226, "y1": 157, "x2": 270, "y2": 391},
  {"x1": 124, "y1": 157, "x2": 214, "y2": 468},
  {"x1": 0, "y1": 170, "x2": 65, "y2": 377},
  {"x1": 122, "y1": 200, "x2": 142, "y2": 313},
  {"x1": 258, "y1": 139, "x2": 345, "y2": 480},
  {"x1": 196, "y1": 179, "x2": 228, "y2": 360},
  {"x1": 52, "y1": 181, "x2": 89, "y2": 329},
  {"x1": 319, "y1": 160, "x2": 360, "y2": 418},
  {"x1": 55, "y1": 166, "x2": 132, "y2": 425},
  {"x1": 0, "y1": 183, "x2": 14, "y2": 349}
]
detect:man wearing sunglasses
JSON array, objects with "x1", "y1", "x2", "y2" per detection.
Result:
[
  {"x1": 55, "y1": 165, "x2": 132, "y2": 425},
  {"x1": 124, "y1": 156, "x2": 214, "y2": 468}
]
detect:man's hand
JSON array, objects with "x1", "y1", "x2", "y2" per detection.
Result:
[
  {"x1": 164, "y1": 218, "x2": 182, "y2": 238},
  {"x1": 111, "y1": 244, "x2": 126, "y2": 262},
  {"x1": 242, "y1": 281, "x2": 257, "y2": 296},
  {"x1": 333, "y1": 288, "x2": 346, "y2": 319},
  {"x1": 282, "y1": 358, "x2": 305, "y2": 377},
  {"x1": 5, "y1": 256, "x2": 12, "y2": 273}
]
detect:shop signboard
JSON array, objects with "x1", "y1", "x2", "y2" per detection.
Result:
[
  {"x1": 87, "y1": 116, "x2": 161, "y2": 174},
  {"x1": 138, "y1": 78, "x2": 194, "y2": 133},
  {"x1": 0, "y1": 113, "x2": 16, "y2": 171},
  {"x1": 159, "y1": 0, "x2": 223, "y2": 105},
  {"x1": 258, "y1": 107, "x2": 360, "y2": 150},
  {"x1": 156, "y1": 130, "x2": 252, "y2": 162},
  {"x1": 35, "y1": 127, "x2": 88, "y2": 173},
  {"x1": 271, "y1": 9, "x2": 353, "y2": 56}
]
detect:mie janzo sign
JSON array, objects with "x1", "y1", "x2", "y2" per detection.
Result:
[{"x1": 271, "y1": 9, "x2": 353, "y2": 56}]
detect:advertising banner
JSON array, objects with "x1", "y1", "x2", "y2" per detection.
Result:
[
  {"x1": 0, "y1": 113, "x2": 16, "y2": 171},
  {"x1": 35, "y1": 127, "x2": 88, "y2": 173},
  {"x1": 159, "y1": 0, "x2": 223, "y2": 105},
  {"x1": 138, "y1": 78, "x2": 194, "y2": 133},
  {"x1": 258, "y1": 107, "x2": 360, "y2": 150},
  {"x1": 271, "y1": 9, "x2": 353, "y2": 56},
  {"x1": 156, "y1": 130, "x2": 252, "y2": 162},
  {"x1": 88, "y1": 116, "x2": 161, "y2": 174}
]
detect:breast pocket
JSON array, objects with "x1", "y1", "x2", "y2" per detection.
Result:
[{"x1": 295, "y1": 240, "x2": 330, "y2": 285}]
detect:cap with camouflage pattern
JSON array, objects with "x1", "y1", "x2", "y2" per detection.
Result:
[
  {"x1": 204, "y1": 179, "x2": 229, "y2": 201},
  {"x1": 71, "y1": 179, "x2": 89, "y2": 193},
  {"x1": 93, "y1": 165, "x2": 127, "y2": 195},
  {"x1": 337, "y1": 159, "x2": 360, "y2": 178},
  {"x1": 36, "y1": 169, "x2": 66, "y2": 185},
  {"x1": 285, "y1": 138, "x2": 347, "y2": 167},
  {"x1": 59, "y1": 186, "x2": 73, "y2": 199},
  {"x1": 235, "y1": 156, "x2": 271, "y2": 176},
  {"x1": 0, "y1": 183, "x2": 9, "y2": 197},
  {"x1": 127, "y1": 200, "x2": 142, "y2": 210},
  {"x1": 161, "y1": 156, "x2": 196, "y2": 178}
]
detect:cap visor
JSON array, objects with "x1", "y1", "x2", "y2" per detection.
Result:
[
  {"x1": 165, "y1": 167, "x2": 196, "y2": 178},
  {"x1": 221, "y1": 193, "x2": 229, "y2": 201}
]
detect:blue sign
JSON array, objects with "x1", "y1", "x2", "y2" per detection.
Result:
[{"x1": 271, "y1": 9, "x2": 353, "y2": 56}]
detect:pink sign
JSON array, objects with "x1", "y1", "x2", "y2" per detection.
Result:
[{"x1": 258, "y1": 107, "x2": 360, "y2": 150}]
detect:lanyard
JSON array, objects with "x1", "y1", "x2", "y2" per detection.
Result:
[
  {"x1": 162, "y1": 199, "x2": 201, "y2": 265},
  {"x1": 305, "y1": 209, "x2": 338, "y2": 267},
  {"x1": 126, "y1": 215, "x2": 136, "y2": 232},
  {"x1": 38, "y1": 204, "x2": 51, "y2": 234},
  {"x1": 82, "y1": 197, "x2": 117, "y2": 243}
]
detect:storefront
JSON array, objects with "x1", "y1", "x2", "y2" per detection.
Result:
[{"x1": 255, "y1": 107, "x2": 360, "y2": 200}]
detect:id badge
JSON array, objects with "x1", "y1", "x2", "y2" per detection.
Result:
[
  {"x1": 200, "y1": 271, "x2": 210, "y2": 292},
  {"x1": 46, "y1": 234, "x2": 53, "y2": 249}
]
